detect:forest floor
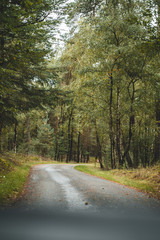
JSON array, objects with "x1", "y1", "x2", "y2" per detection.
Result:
[{"x1": 75, "y1": 164, "x2": 160, "y2": 200}]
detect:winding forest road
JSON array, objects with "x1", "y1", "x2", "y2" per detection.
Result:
[{"x1": 19, "y1": 164, "x2": 160, "y2": 214}]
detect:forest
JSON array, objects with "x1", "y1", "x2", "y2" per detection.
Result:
[{"x1": 0, "y1": 0, "x2": 160, "y2": 169}]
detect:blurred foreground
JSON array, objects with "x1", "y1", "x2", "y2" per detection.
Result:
[{"x1": 0, "y1": 207, "x2": 160, "y2": 240}]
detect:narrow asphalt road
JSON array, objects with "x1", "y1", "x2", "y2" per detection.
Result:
[
  {"x1": 1, "y1": 164, "x2": 160, "y2": 240},
  {"x1": 19, "y1": 164, "x2": 160, "y2": 215}
]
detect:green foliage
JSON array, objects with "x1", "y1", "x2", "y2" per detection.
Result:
[
  {"x1": 31, "y1": 116, "x2": 55, "y2": 157},
  {"x1": 53, "y1": 0, "x2": 160, "y2": 167},
  {"x1": 0, "y1": 0, "x2": 160, "y2": 167},
  {"x1": 0, "y1": 158, "x2": 11, "y2": 172},
  {"x1": 0, "y1": 0, "x2": 64, "y2": 132}
]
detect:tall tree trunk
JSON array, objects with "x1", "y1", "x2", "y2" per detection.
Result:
[
  {"x1": 77, "y1": 132, "x2": 81, "y2": 163},
  {"x1": 153, "y1": 0, "x2": 160, "y2": 163},
  {"x1": 54, "y1": 115, "x2": 59, "y2": 161},
  {"x1": 95, "y1": 121, "x2": 104, "y2": 169},
  {"x1": 0, "y1": 127, "x2": 2, "y2": 153},
  {"x1": 14, "y1": 121, "x2": 18, "y2": 154},
  {"x1": 66, "y1": 109, "x2": 73, "y2": 163},
  {"x1": 116, "y1": 86, "x2": 123, "y2": 167},
  {"x1": 109, "y1": 73, "x2": 114, "y2": 169},
  {"x1": 54, "y1": 140, "x2": 58, "y2": 161},
  {"x1": 122, "y1": 113, "x2": 133, "y2": 168},
  {"x1": 122, "y1": 80, "x2": 135, "y2": 168},
  {"x1": 122, "y1": 137, "x2": 133, "y2": 168},
  {"x1": 133, "y1": 137, "x2": 139, "y2": 168},
  {"x1": 66, "y1": 125, "x2": 70, "y2": 163},
  {"x1": 81, "y1": 152, "x2": 83, "y2": 163},
  {"x1": 87, "y1": 145, "x2": 90, "y2": 163},
  {"x1": 144, "y1": 120, "x2": 149, "y2": 167},
  {"x1": 26, "y1": 115, "x2": 30, "y2": 154},
  {"x1": 132, "y1": 116, "x2": 138, "y2": 168},
  {"x1": 69, "y1": 123, "x2": 73, "y2": 162},
  {"x1": 143, "y1": 84, "x2": 149, "y2": 167},
  {"x1": 154, "y1": 100, "x2": 160, "y2": 162}
]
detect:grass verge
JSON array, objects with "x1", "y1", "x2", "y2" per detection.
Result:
[
  {"x1": 0, "y1": 153, "x2": 57, "y2": 207},
  {"x1": 75, "y1": 165, "x2": 160, "y2": 200}
]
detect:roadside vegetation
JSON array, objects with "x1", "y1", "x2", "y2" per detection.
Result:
[
  {"x1": 75, "y1": 165, "x2": 160, "y2": 200},
  {"x1": 0, "y1": 153, "x2": 56, "y2": 207}
]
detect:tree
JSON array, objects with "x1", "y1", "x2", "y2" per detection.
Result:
[
  {"x1": 0, "y1": 0, "x2": 64, "y2": 126},
  {"x1": 0, "y1": 0, "x2": 65, "y2": 153},
  {"x1": 55, "y1": 0, "x2": 160, "y2": 167},
  {"x1": 31, "y1": 115, "x2": 55, "y2": 157}
]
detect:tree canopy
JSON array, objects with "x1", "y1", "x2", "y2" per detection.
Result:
[{"x1": 0, "y1": 0, "x2": 160, "y2": 167}]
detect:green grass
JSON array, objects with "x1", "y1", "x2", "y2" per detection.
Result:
[
  {"x1": 0, "y1": 153, "x2": 58, "y2": 207},
  {"x1": 0, "y1": 164, "x2": 30, "y2": 206},
  {"x1": 75, "y1": 165, "x2": 160, "y2": 200}
]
